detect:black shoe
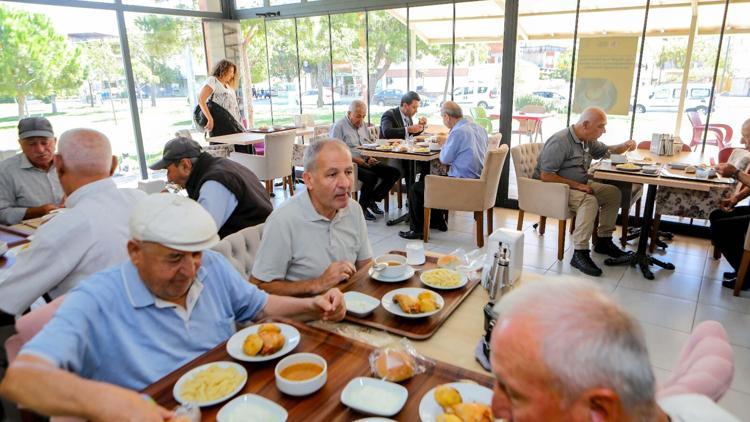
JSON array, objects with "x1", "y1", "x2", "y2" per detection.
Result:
[
  {"x1": 399, "y1": 230, "x2": 423, "y2": 240},
  {"x1": 722, "y1": 279, "x2": 750, "y2": 291},
  {"x1": 430, "y1": 222, "x2": 448, "y2": 232},
  {"x1": 570, "y1": 250, "x2": 603, "y2": 277},
  {"x1": 723, "y1": 271, "x2": 737, "y2": 280},
  {"x1": 593, "y1": 237, "x2": 630, "y2": 258},
  {"x1": 368, "y1": 202, "x2": 384, "y2": 215},
  {"x1": 362, "y1": 208, "x2": 376, "y2": 221}
]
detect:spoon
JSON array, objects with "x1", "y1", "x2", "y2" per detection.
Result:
[{"x1": 372, "y1": 263, "x2": 387, "y2": 272}]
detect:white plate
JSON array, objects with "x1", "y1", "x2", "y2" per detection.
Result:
[
  {"x1": 381, "y1": 287, "x2": 444, "y2": 319},
  {"x1": 217, "y1": 393, "x2": 288, "y2": 422},
  {"x1": 418, "y1": 382, "x2": 493, "y2": 422},
  {"x1": 343, "y1": 291, "x2": 380, "y2": 317},
  {"x1": 369, "y1": 266, "x2": 415, "y2": 283},
  {"x1": 355, "y1": 418, "x2": 397, "y2": 422},
  {"x1": 420, "y1": 269, "x2": 468, "y2": 290},
  {"x1": 173, "y1": 361, "x2": 247, "y2": 407},
  {"x1": 226, "y1": 323, "x2": 301, "y2": 362},
  {"x1": 341, "y1": 377, "x2": 408, "y2": 417}
]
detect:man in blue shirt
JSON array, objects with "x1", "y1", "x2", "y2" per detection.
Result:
[
  {"x1": 400, "y1": 101, "x2": 488, "y2": 239},
  {"x1": 0, "y1": 193, "x2": 345, "y2": 421}
]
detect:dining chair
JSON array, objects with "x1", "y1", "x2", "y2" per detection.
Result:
[
  {"x1": 686, "y1": 110, "x2": 732, "y2": 150},
  {"x1": 4, "y1": 296, "x2": 65, "y2": 365},
  {"x1": 422, "y1": 145, "x2": 508, "y2": 247},
  {"x1": 511, "y1": 143, "x2": 572, "y2": 260},
  {"x1": 314, "y1": 124, "x2": 331, "y2": 141},
  {"x1": 475, "y1": 117, "x2": 493, "y2": 134},
  {"x1": 470, "y1": 106, "x2": 488, "y2": 119},
  {"x1": 211, "y1": 224, "x2": 264, "y2": 280},
  {"x1": 229, "y1": 130, "x2": 296, "y2": 196}
]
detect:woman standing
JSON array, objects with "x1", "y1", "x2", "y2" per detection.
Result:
[{"x1": 198, "y1": 59, "x2": 245, "y2": 137}]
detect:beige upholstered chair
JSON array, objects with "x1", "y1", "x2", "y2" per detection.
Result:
[
  {"x1": 488, "y1": 133, "x2": 502, "y2": 149},
  {"x1": 368, "y1": 125, "x2": 380, "y2": 140},
  {"x1": 211, "y1": 224, "x2": 264, "y2": 280},
  {"x1": 733, "y1": 225, "x2": 750, "y2": 296},
  {"x1": 229, "y1": 130, "x2": 296, "y2": 195},
  {"x1": 423, "y1": 144, "x2": 509, "y2": 248},
  {"x1": 511, "y1": 143, "x2": 572, "y2": 260},
  {"x1": 314, "y1": 124, "x2": 331, "y2": 141}
]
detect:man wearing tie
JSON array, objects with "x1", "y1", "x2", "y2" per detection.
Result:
[{"x1": 379, "y1": 91, "x2": 426, "y2": 139}]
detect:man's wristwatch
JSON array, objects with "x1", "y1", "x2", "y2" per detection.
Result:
[{"x1": 733, "y1": 168, "x2": 741, "y2": 179}]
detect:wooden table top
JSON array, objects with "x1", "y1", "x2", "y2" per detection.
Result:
[
  {"x1": 488, "y1": 112, "x2": 554, "y2": 121},
  {"x1": 338, "y1": 253, "x2": 480, "y2": 340},
  {"x1": 357, "y1": 147, "x2": 440, "y2": 162},
  {"x1": 142, "y1": 319, "x2": 494, "y2": 422},
  {"x1": 208, "y1": 127, "x2": 314, "y2": 146}
]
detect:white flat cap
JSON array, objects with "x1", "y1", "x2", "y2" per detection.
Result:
[{"x1": 130, "y1": 193, "x2": 219, "y2": 252}]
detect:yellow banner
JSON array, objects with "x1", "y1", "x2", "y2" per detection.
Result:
[{"x1": 573, "y1": 36, "x2": 639, "y2": 116}]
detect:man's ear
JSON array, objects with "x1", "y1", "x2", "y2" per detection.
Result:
[
  {"x1": 302, "y1": 171, "x2": 313, "y2": 189},
  {"x1": 109, "y1": 156, "x2": 118, "y2": 176},
  {"x1": 580, "y1": 388, "x2": 622, "y2": 422},
  {"x1": 127, "y1": 240, "x2": 142, "y2": 264},
  {"x1": 53, "y1": 155, "x2": 64, "y2": 177}
]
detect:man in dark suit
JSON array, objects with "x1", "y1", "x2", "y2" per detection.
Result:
[{"x1": 379, "y1": 91, "x2": 426, "y2": 139}]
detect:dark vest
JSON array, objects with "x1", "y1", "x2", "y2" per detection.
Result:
[{"x1": 185, "y1": 153, "x2": 273, "y2": 238}]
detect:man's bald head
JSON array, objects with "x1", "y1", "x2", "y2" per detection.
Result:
[
  {"x1": 574, "y1": 107, "x2": 608, "y2": 142},
  {"x1": 741, "y1": 118, "x2": 750, "y2": 149},
  {"x1": 57, "y1": 129, "x2": 114, "y2": 177},
  {"x1": 441, "y1": 100, "x2": 464, "y2": 129}
]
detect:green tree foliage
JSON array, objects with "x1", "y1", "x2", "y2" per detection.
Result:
[
  {"x1": 79, "y1": 39, "x2": 122, "y2": 121},
  {"x1": 0, "y1": 5, "x2": 83, "y2": 117},
  {"x1": 367, "y1": 11, "x2": 407, "y2": 100},
  {"x1": 654, "y1": 39, "x2": 730, "y2": 84}
]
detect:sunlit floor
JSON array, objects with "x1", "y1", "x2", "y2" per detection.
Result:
[{"x1": 270, "y1": 184, "x2": 750, "y2": 420}]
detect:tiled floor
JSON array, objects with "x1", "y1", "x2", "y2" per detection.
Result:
[{"x1": 270, "y1": 186, "x2": 750, "y2": 419}]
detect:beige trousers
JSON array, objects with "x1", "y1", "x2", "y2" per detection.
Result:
[{"x1": 568, "y1": 181, "x2": 622, "y2": 250}]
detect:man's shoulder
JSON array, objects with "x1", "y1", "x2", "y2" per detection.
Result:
[
  {"x1": 382, "y1": 108, "x2": 398, "y2": 119},
  {"x1": 67, "y1": 264, "x2": 126, "y2": 303},
  {"x1": 0, "y1": 154, "x2": 22, "y2": 172},
  {"x1": 541, "y1": 128, "x2": 572, "y2": 151},
  {"x1": 266, "y1": 193, "x2": 305, "y2": 224}
]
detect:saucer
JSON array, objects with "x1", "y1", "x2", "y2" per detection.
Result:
[{"x1": 368, "y1": 266, "x2": 415, "y2": 283}]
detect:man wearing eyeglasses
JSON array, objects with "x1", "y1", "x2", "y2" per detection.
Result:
[{"x1": 0, "y1": 117, "x2": 64, "y2": 225}]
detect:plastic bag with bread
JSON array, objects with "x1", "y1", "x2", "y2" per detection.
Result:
[{"x1": 369, "y1": 339, "x2": 434, "y2": 382}]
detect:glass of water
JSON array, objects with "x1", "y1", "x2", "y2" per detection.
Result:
[{"x1": 406, "y1": 240, "x2": 425, "y2": 265}]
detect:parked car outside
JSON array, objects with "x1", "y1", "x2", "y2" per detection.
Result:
[
  {"x1": 635, "y1": 83, "x2": 716, "y2": 114},
  {"x1": 452, "y1": 84, "x2": 499, "y2": 109}
]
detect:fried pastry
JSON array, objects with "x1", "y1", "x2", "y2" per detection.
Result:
[
  {"x1": 259, "y1": 331, "x2": 285, "y2": 355},
  {"x1": 418, "y1": 297, "x2": 439, "y2": 313},
  {"x1": 434, "y1": 385, "x2": 462, "y2": 408},
  {"x1": 242, "y1": 333, "x2": 263, "y2": 356},
  {"x1": 436, "y1": 415, "x2": 462, "y2": 422},
  {"x1": 393, "y1": 294, "x2": 420, "y2": 313},
  {"x1": 446, "y1": 402, "x2": 493, "y2": 422},
  {"x1": 258, "y1": 323, "x2": 280, "y2": 335}
]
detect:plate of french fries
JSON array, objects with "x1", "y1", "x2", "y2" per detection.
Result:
[
  {"x1": 173, "y1": 361, "x2": 247, "y2": 407},
  {"x1": 226, "y1": 323, "x2": 301, "y2": 362},
  {"x1": 381, "y1": 287, "x2": 444, "y2": 318},
  {"x1": 420, "y1": 269, "x2": 467, "y2": 290}
]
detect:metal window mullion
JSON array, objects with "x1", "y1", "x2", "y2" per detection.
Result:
[
  {"x1": 497, "y1": 0, "x2": 518, "y2": 207},
  {"x1": 328, "y1": 14, "x2": 335, "y2": 122},
  {"x1": 702, "y1": 0, "x2": 731, "y2": 153},
  {"x1": 406, "y1": 6, "x2": 410, "y2": 92},
  {"x1": 294, "y1": 17, "x2": 303, "y2": 116},
  {"x1": 451, "y1": 2, "x2": 456, "y2": 103},
  {"x1": 566, "y1": 0, "x2": 581, "y2": 126},
  {"x1": 366, "y1": 10, "x2": 371, "y2": 125},
  {"x1": 264, "y1": 18, "x2": 274, "y2": 124},
  {"x1": 629, "y1": 0, "x2": 651, "y2": 140}
]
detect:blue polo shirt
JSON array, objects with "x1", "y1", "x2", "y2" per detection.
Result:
[
  {"x1": 439, "y1": 119, "x2": 488, "y2": 179},
  {"x1": 20, "y1": 250, "x2": 268, "y2": 391}
]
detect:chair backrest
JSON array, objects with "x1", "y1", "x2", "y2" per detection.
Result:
[
  {"x1": 4, "y1": 296, "x2": 65, "y2": 365},
  {"x1": 367, "y1": 124, "x2": 379, "y2": 141},
  {"x1": 475, "y1": 117, "x2": 492, "y2": 133},
  {"x1": 137, "y1": 179, "x2": 166, "y2": 194},
  {"x1": 204, "y1": 144, "x2": 233, "y2": 158},
  {"x1": 470, "y1": 106, "x2": 488, "y2": 119},
  {"x1": 686, "y1": 110, "x2": 703, "y2": 128},
  {"x1": 298, "y1": 114, "x2": 315, "y2": 127},
  {"x1": 719, "y1": 147, "x2": 738, "y2": 164},
  {"x1": 510, "y1": 143, "x2": 544, "y2": 179},
  {"x1": 479, "y1": 144, "x2": 509, "y2": 209},
  {"x1": 263, "y1": 130, "x2": 296, "y2": 179},
  {"x1": 488, "y1": 133, "x2": 502, "y2": 149},
  {"x1": 521, "y1": 105, "x2": 546, "y2": 114},
  {"x1": 211, "y1": 224, "x2": 264, "y2": 280},
  {"x1": 637, "y1": 140, "x2": 690, "y2": 152},
  {"x1": 314, "y1": 124, "x2": 331, "y2": 141}
]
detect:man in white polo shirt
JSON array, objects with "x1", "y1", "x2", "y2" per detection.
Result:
[
  {"x1": 0, "y1": 194, "x2": 345, "y2": 421},
  {"x1": 251, "y1": 138, "x2": 373, "y2": 296}
]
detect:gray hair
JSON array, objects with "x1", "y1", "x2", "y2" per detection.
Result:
[
  {"x1": 302, "y1": 138, "x2": 350, "y2": 172},
  {"x1": 441, "y1": 101, "x2": 463, "y2": 119},
  {"x1": 400, "y1": 91, "x2": 421, "y2": 106},
  {"x1": 348, "y1": 99, "x2": 367, "y2": 114},
  {"x1": 57, "y1": 128, "x2": 113, "y2": 176},
  {"x1": 494, "y1": 279, "x2": 656, "y2": 418}
]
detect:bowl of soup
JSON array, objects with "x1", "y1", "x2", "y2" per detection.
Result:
[
  {"x1": 275, "y1": 353, "x2": 327, "y2": 396},
  {"x1": 374, "y1": 254, "x2": 408, "y2": 278}
]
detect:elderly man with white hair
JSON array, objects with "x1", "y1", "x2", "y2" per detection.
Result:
[
  {"x1": 0, "y1": 193, "x2": 346, "y2": 421},
  {"x1": 0, "y1": 128, "x2": 145, "y2": 315},
  {"x1": 329, "y1": 99, "x2": 401, "y2": 220},
  {"x1": 533, "y1": 107, "x2": 636, "y2": 277},
  {"x1": 490, "y1": 279, "x2": 739, "y2": 421}
]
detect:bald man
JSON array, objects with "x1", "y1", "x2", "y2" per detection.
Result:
[
  {"x1": 0, "y1": 129, "x2": 146, "y2": 315},
  {"x1": 533, "y1": 107, "x2": 636, "y2": 276}
]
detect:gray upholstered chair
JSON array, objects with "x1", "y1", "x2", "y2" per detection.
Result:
[{"x1": 210, "y1": 224, "x2": 264, "y2": 280}]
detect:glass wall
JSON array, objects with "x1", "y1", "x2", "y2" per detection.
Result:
[
  {"x1": 367, "y1": 8, "x2": 408, "y2": 126},
  {"x1": 266, "y1": 18, "x2": 299, "y2": 125},
  {"x1": 331, "y1": 12, "x2": 368, "y2": 122},
  {"x1": 241, "y1": 18, "x2": 271, "y2": 127},
  {"x1": 123, "y1": 0, "x2": 221, "y2": 12},
  {"x1": 297, "y1": 15, "x2": 334, "y2": 124}
]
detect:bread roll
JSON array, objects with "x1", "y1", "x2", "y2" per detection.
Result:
[
  {"x1": 375, "y1": 349, "x2": 415, "y2": 382},
  {"x1": 437, "y1": 255, "x2": 460, "y2": 269}
]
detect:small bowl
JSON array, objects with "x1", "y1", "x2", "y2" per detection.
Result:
[
  {"x1": 275, "y1": 353, "x2": 327, "y2": 396},
  {"x1": 341, "y1": 377, "x2": 408, "y2": 417},
  {"x1": 374, "y1": 254, "x2": 408, "y2": 279},
  {"x1": 343, "y1": 291, "x2": 380, "y2": 317}
]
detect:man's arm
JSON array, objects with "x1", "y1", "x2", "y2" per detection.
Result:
[
  {"x1": 0, "y1": 174, "x2": 26, "y2": 225},
  {"x1": 0, "y1": 355, "x2": 171, "y2": 421},
  {"x1": 380, "y1": 110, "x2": 407, "y2": 139},
  {"x1": 439, "y1": 131, "x2": 461, "y2": 165},
  {"x1": 606, "y1": 140, "x2": 637, "y2": 155},
  {"x1": 253, "y1": 288, "x2": 345, "y2": 322},
  {"x1": 197, "y1": 181, "x2": 238, "y2": 229},
  {"x1": 251, "y1": 260, "x2": 356, "y2": 296},
  {"x1": 540, "y1": 170, "x2": 592, "y2": 194}
]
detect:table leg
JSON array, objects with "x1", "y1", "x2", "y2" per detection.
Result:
[
  {"x1": 603, "y1": 184, "x2": 675, "y2": 279},
  {"x1": 386, "y1": 160, "x2": 416, "y2": 226}
]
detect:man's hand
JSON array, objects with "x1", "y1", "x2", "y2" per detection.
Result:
[
  {"x1": 720, "y1": 195, "x2": 739, "y2": 212},
  {"x1": 314, "y1": 261, "x2": 356, "y2": 293},
  {"x1": 623, "y1": 139, "x2": 637, "y2": 151},
  {"x1": 93, "y1": 387, "x2": 172, "y2": 422},
  {"x1": 353, "y1": 156, "x2": 369, "y2": 168},
  {"x1": 575, "y1": 183, "x2": 594, "y2": 194},
  {"x1": 418, "y1": 116, "x2": 427, "y2": 126},
  {"x1": 407, "y1": 124, "x2": 424, "y2": 134},
  {"x1": 717, "y1": 163, "x2": 738, "y2": 178},
  {"x1": 367, "y1": 157, "x2": 379, "y2": 166},
  {"x1": 311, "y1": 288, "x2": 346, "y2": 322}
]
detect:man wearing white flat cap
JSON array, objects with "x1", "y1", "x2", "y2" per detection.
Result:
[{"x1": 0, "y1": 193, "x2": 345, "y2": 422}]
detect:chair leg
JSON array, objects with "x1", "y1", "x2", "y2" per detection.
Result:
[
  {"x1": 591, "y1": 213, "x2": 599, "y2": 245},
  {"x1": 287, "y1": 176, "x2": 295, "y2": 196},
  {"x1": 475, "y1": 211, "x2": 484, "y2": 248},
  {"x1": 423, "y1": 207, "x2": 431, "y2": 243},
  {"x1": 265, "y1": 180, "x2": 273, "y2": 194},
  {"x1": 397, "y1": 182, "x2": 403, "y2": 209},
  {"x1": 735, "y1": 250, "x2": 750, "y2": 296},
  {"x1": 539, "y1": 216, "x2": 547, "y2": 235},
  {"x1": 712, "y1": 244, "x2": 721, "y2": 260},
  {"x1": 620, "y1": 209, "x2": 630, "y2": 247},
  {"x1": 649, "y1": 214, "x2": 662, "y2": 253},
  {"x1": 570, "y1": 215, "x2": 575, "y2": 234},
  {"x1": 635, "y1": 198, "x2": 642, "y2": 222},
  {"x1": 384, "y1": 191, "x2": 390, "y2": 213},
  {"x1": 486, "y1": 207, "x2": 494, "y2": 237},
  {"x1": 516, "y1": 210, "x2": 524, "y2": 231},
  {"x1": 558, "y1": 220, "x2": 566, "y2": 261}
]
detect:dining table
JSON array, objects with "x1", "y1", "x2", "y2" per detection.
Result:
[
  {"x1": 592, "y1": 148, "x2": 735, "y2": 279},
  {"x1": 488, "y1": 112, "x2": 553, "y2": 142},
  {"x1": 208, "y1": 127, "x2": 314, "y2": 146}
]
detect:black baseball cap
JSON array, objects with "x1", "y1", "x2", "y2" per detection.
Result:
[
  {"x1": 18, "y1": 117, "x2": 54, "y2": 140},
  {"x1": 149, "y1": 137, "x2": 202, "y2": 170}
]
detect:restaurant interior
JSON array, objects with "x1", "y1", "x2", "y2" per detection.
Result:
[{"x1": 1, "y1": 0, "x2": 750, "y2": 421}]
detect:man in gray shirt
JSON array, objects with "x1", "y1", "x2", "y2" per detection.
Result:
[
  {"x1": 534, "y1": 107, "x2": 636, "y2": 276},
  {"x1": 330, "y1": 100, "x2": 401, "y2": 221},
  {"x1": 0, "y1": 117, "x2": 64, "y2": 225}
]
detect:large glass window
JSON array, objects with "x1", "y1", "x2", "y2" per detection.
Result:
[
  {"x1": 123, "y1": 0, "x2": 221, "y2": 12},
  {"x1": 367, "y1": 8, "x2": 407, "y2": 126},
  {"x1": 266, "y1": 18, "x2": 300, "y2": 125},
  {"x1": 236, "y1": 0, "x2": 263, "y2": 8},
  {"x1": 297, "y1": 15, "x2": 333, "y2": 124},
  {"x1": 331, "y1": 12, "x2": 368, "y2": 123},
  {"x1": 125, "y1": 12, "x2": 207, "y2": 175},
  {"x1": 241, "y1": 18, "x2": 271, "y2": 127},
  {"x1": 0, "y1": 2, "x2": 137, "y2": 180}
]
